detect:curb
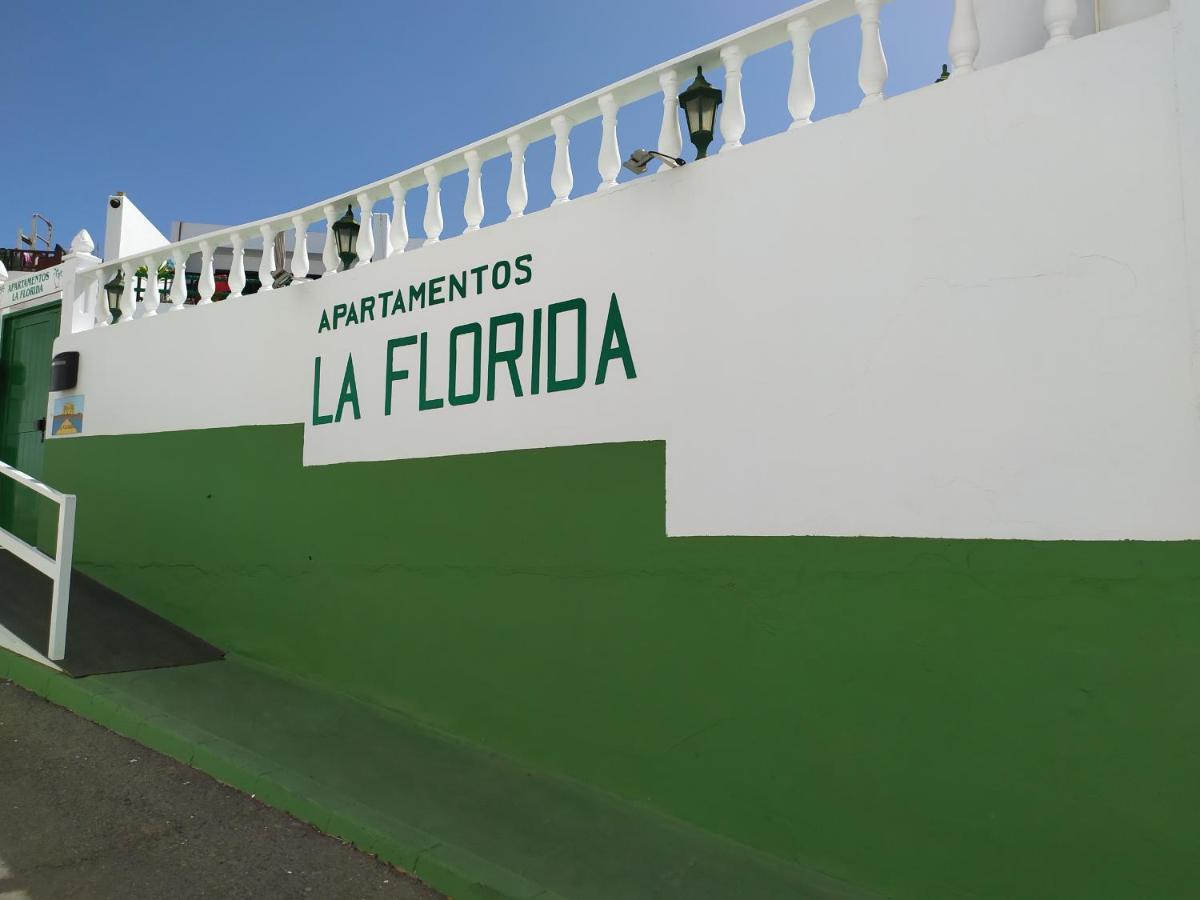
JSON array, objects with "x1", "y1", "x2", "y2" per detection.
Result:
[{"x1": 1, "y1": 650, "x2": 567, "y2": 900}]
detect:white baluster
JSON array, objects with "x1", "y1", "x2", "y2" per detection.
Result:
[
  {"x1": 1044, "y1": 0, "x2": 1077, "y2": 47},
  {"x1": 551, "y1": 115, "x2": 574, "y2": 205},
  {"x1": 291, "y1": 215, "x2": 309, "y2": 282},
  {"x1": 597, "y1": 93, "x2": 621, "y2": 191},
  {"x1": 355, "y1": 192, "x2": 375, "y2": 267},
  {"x1": 228, "y1": 235, "x2": 246, "y2": 299},
  {"x1": 424, "y1": 165, "x2": 443, "y2": 245},
  {"x1": 76, "y1": 269, "x2": 95, "y2": 327},
  {"x1": 506, "y1": 134, "x2": 528, "y2": 219},
  {"x1": 856, "y1": 0, "x2": 888, "y2": 107},
  {"x1": 142, "y1": 256, "x2": 161, "y2": 315},
  {"x1": 258, "y1": 225, "x2": 275, "y2": 291},
  {"x1": 388, "y1": 183, "x2": 408, "y2": 256},
  {"x1": 464, "y1": 151, "x2": 484, "y2": 233},
  {"x1": 949, "y1": 0, "x2": 980, "y2": 75},
  {"x1": 84, "y1": 271, "x2": 100, "y2": 326},
  {"x1": 719, "y1": 45, "x2": 746, "y2": 151},
  {"x1": 321, "y1": 205, "x2": 338, "y2": 277},
  {"x1": 657, "y1": 71, "x2": 683, "y2": 160},
  {"x1": 787, "y1": 19, "x2": 816, "y2": 128},
  {"x1": 198, "y1": 242, "x2": 215, "y2": 305},
  {"x1": 95, "y1": 270, "x2": 112, "y2": 326},
  {"x1": 118, "y1": 261, "x2": 136, "y2": 322},
  {"x1": 170, "y1": 250, "x2": 188, "y2": 310},
  {"x1": 371, "y1": 212, "x2": 388, "y2": 263},
  {"x1": 657, "y1": 70, "x2": 682, "y2": 167}
]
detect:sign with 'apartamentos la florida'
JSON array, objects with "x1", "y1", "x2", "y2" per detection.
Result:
[
  {"x1": 1, "y1": 264, "x2": 63, "y2": 309},
  {"x1": 309, "y1": 251, "x2": 638, "y2": 426}
]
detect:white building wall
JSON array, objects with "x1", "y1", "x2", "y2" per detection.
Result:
[
  {"x1": 669, "y1": 13, "x2": 1192, "y2": 541},
  {"x1": 1174, "y1": 0, "x2": 1200, "y2": 427},
  {"x1": 102, "y1": 194, "x2": 169, "y2": 262},
  {"x1": 51, "y1": 10, "x2": 1199, "y2": 541},
  {"x1": 972, "y1": 0, "x2": 1167, "y2": 68}
]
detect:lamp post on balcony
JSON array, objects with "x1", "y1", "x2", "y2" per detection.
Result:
[
  {"x1": 103, "y1": 271, "x2": 124, "y2": 323},
  {"x1": 678, "y1": 66, "x2": 722, "y2": 159},
  {"x1": 332, "y1": 205, "x2": 359, "y2": 271}
]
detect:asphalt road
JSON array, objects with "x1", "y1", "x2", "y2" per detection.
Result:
[{"x1": 0, "y1": 679, "x2": 445, "y2": 900}]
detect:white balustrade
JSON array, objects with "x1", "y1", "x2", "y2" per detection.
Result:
[
  {"x1": 424, "y1": 166, "x2": 443, "y2": 245},
  {"x1": 597, "y1": 94, "x2": 621, "y2": 191},
  {"x1": 258, "y1": 225, "x2": 275, "y2": 291},
  {"x1": 85, "y1": 1, "x2": 1084, "y2": 337},
  {"x1": 949, "y1": 0, "x2": 980, "y2": 75},
  {"x1": 1044, "y1": 0, "x2": 1077, "y2": 47},
  {"x1": 228, "y1": 235, "x2": 246, "y2": 299},
  {"x1": 464, "y1": 151, "x2": 484, "y2": 233},
  {"x1": 787, "y1": 18, "x2": 816, "y2": 127},
  {"x1": 551, "y1": 115, "x2": 573, "y2": 205},
  {"x1": 855, "y1": 0, "x2": 888, "y2": 106},
  {"x1": 291, "y1": 216, "x2": 310, "y2": 282},
  {"x1": 94, "y1": 270, "x2": 111, "y2": 327},
  {"x1": 719, "y1": 44, "x2": 746, "y2": 151},
  {"x1": 85, "y1": 274, "x2": 100, "y2": 325},
  {"x1": 506, "y1": 134, "x2": 528, "y2": 219},
  {"x1": 118, "y1": 262, "x2": 136, "y2": 323},
  {"x1": 657, "y1": 70, "x2": 682, "y2": 166},
  {"x1": 356, "y1": 192, "x2": 375, "y2": 267},
  {"x1": 322, "y1": 205, "x2": 339, "y2": 277},
  {"x1": 170, "y1": 250, "x2": 188, "y2": 310},
  {"x1": 142, "y1": 256, "x2": 161, "y2": 316},
  {"x1": 388, "y1": 183, "x2": 408, "y2": 255},
  {"x1": 198, "y1": 242, "x2": 215, "y2": 305}
]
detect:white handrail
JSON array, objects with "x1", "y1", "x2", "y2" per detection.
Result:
[{"x1": 0, "y1": 459, "x2": 76, "y2": 662}]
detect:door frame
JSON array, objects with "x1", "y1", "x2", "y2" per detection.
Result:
[{"x1": 0, "y1": 298, "x2": 63, "y2": 466}]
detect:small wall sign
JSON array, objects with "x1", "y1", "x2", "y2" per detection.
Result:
[
  {"x1": 51, "y1": 395, "x2": 84, "y2": 436},
  {"x1": 1, "y1": 264, "x2": 63, "y2": 309}
]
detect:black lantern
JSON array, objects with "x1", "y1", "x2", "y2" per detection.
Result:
[
  {"x1": 103, "y1": 271, "x2": 124, "y2": 323},
  {"x1": 678, "y1": 66, "x2": 723, "y2": 159},
  {"x1": 332, "y1": 204, "x2": 359, "y2": 270}
]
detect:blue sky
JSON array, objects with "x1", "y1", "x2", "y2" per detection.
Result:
[{"x1": 0, "y1": 0, "x2": 951, "y2": 250}]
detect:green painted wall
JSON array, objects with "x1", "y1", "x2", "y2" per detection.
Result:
[{"x1": 45, "y1": 426, "x2": 1200, "y2": 899}]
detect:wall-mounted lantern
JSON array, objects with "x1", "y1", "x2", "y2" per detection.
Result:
[
  {"x1": 678, "y1": 66, "x2": 723, "y2": 159},
  {"x1": 103, "y1": 271, "x2": 124, "y2": 322},
  {"x1": 332, "y1": 205, "x2": 359, "y2": 271}
]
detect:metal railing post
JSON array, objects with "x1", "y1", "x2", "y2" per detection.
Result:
[{"x1": 47, "y1": 494, "x2": 76, "y2": 661}]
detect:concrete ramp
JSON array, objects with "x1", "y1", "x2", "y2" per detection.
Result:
[{"x1": 0, "y1": 549, "x2": 222, "y2": 677}]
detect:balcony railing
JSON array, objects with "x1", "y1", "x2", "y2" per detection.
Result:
[
  {"x1": 75, "y1": 0, "x2": 1086, "y2": 330},
  {"x1": 1, "y1": 246, "x2": 64, "y2": 274}
]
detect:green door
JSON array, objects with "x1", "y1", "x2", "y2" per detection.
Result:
[{"x1": 0, "y1": 303, "x2": 61, "y2": 544}]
